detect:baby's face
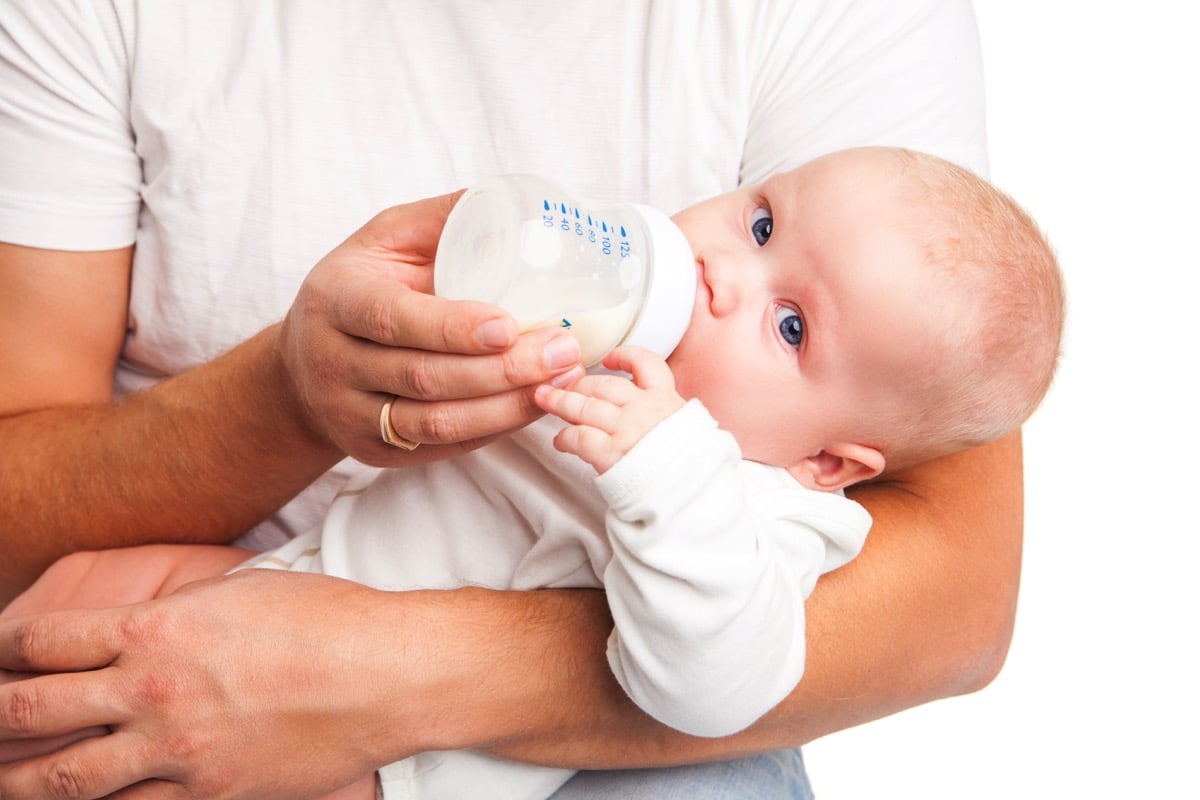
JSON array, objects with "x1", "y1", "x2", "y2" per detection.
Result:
[{"x1": 666, "y1": 149, "x2": 943, "y2": 481}]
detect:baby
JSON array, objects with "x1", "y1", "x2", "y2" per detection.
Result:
[{"x1": 2, "y1": 147, "x2": 1064, "y2": 800}]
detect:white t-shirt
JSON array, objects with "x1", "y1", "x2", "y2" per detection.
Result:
[{"x1": 0, "y1": 0, "x2": 988, "y2": 552}]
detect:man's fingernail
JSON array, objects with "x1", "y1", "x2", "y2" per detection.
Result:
[
  {"x1": 543, "y1": 333, "x2": 581, "y2": 369},
  {"x1": 476, "y1": 318, "x2": 514, "y2": 349},
  {"x1": 549, "y1": 365, "x2": 585, "y2": 388}
]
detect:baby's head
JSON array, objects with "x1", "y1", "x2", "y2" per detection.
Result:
[
  {"x1": 667, "y1": 146, "x2": 1064, "y2": 490},
  {"x1": 861, "y1": 148, "x2": 1064, "y2": 470}
]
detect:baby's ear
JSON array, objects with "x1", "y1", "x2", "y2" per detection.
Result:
[{"x1": 787, "y1": 443, "x2": 885, "y2": 492}]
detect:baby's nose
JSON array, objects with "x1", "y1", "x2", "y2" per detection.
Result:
[{"x1": 703, "y1": 254, "x2": 747, "y2": 317}]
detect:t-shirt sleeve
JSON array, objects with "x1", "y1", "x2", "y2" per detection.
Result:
[
  {"x1": 0, "y1": 0, "x2": 140, "y2": 250},
  {"x1": 742, "y1": 0, "x2": 989, "y2": 182}
]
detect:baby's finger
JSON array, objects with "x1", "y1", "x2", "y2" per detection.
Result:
[
  {"x1": 552, "y1": 425, "x2": 621, "y2": 473},
  {"x1": 534, "y1": 385, "x2": 622, "y2": 433},
  {"x1": 561, "y1": 373, "x2": 640, "y2": 406},
  {"x1": 603, "y1": 346, "x2": 676, "y2": 390}
]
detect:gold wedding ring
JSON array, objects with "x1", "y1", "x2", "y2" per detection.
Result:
[{"x1": 379, "y1": 396, "x2": 420, "y2": 450}]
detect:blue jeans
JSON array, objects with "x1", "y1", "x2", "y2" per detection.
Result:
[{"x1": 548, "y1": 748, "x2": 813, "y2": 799}]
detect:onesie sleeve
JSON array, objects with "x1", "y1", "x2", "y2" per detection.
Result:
[
  {"x1": 596, "y1": 401, "x2": 872, "y2": 738},
  {"x1": 0, "y1": 0, "x2": 140, "y2": 249},
  {"x1": 741, "y1": 0, "x2": 989, "y2": 181}
]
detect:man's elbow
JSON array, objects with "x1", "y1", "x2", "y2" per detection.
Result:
[{"x1": 939, "y1": 595, "x2": 1017, "y2": 697}]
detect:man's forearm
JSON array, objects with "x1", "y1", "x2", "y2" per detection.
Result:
[
  {"x1": 415, "y1": 586, "x2": 787, "y2": 768},
  {"x1": 463, "y1": 435, "x2": 1023, "y2": 767},
  {"x1": 0, "y1": 427, "x2": 1021, "y2": 795},
  {"x1": 0, "y1": 325, "x2": 340, "y2": 600}
]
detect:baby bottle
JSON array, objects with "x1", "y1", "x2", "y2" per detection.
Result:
[{"x1": 434, "y1": 174, "x2": 696, "y2": 368}]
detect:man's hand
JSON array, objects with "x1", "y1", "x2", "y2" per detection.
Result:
[
  {"x1": 277, "y1": 191, "x2": 585, "y2": 467},
  {"x1": 0, "y1": 193, "x2": 585, "y2": 598},
  {"x1": 0, "y1": 570, "x2": 417, "y2": 799}
]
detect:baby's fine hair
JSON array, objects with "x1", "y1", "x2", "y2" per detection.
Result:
[{"x1": 883, "y1": 148, "x2": 1065, "y2": 468}]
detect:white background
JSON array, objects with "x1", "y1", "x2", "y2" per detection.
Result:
[{"x1": 805, "y1": 2, "x2": 1199, "y2": 797}]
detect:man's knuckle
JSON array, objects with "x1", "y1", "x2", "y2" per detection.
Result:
[
  {"x1": 501, "y1": 350, "x2": 529, "y2": 387},
  {"x1": 363, "y1": 295, "x2": 395, "y2": 343},
  {"x1": 4, "y1": 682, "x2": 40, "y2": 734},
  {"x1": 130, "y1": 670, "x2": 181, "y2": 710},
  {"x1": 417, "y1": 406, "x2": 460, "y2": 443},
  {"x1": 114, "y1": 608, "x2": 157, "y2": 647},
  {"x1": 512, "y1": 387, "x2": 542, "y2": 420},
  {"x1": 44, "y1": 756, "x2": 90, "y2": 799},
  {"x1": 309, "y1": 348, "x2": 344, "y2": 389},
  {"x1": 10, "y1": 620, "x2": 42, "y2": 666},
  {"x1": 402, "y1": 356, "x2": 440, "y2": 400},
  {"x1": 437, "y1": 312, "x2": 459, "y2": 351},
  {"x1": 159, "y1": 726, "x2": 210, "y2": 769}
]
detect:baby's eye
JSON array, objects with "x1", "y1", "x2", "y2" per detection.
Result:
[
  {"x1": 775, "y1": 305, "x2": 804, "y2": 348},
  {"x1": 750, "y1": 207, "x2": 773, "y2": 246}
]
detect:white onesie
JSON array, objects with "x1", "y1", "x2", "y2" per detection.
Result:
[{"x1": 247, "y1": 401, "x2": 870, "y2": 798}]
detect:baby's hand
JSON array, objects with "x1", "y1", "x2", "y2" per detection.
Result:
[{"x1": 533, "y1": 345, "x2": 686, "y2": 474}]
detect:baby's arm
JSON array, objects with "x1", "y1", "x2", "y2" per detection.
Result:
[
  {"x1": 537, "y1": 346, "x2": 871, "y2": 738},
  {"x1": 603, "y1": 406, "x2": 870, "y2": 737},
  {"x1": 533, "y1": 345, "x2": 685, "y2": 473}
]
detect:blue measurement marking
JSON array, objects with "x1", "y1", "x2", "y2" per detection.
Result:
[
  {"x1": 560, "y1": 318, "x2": 572, "y2": 328},
  {"x1": 538, "y1": 200, "x2": 621, "y2": 249}
]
